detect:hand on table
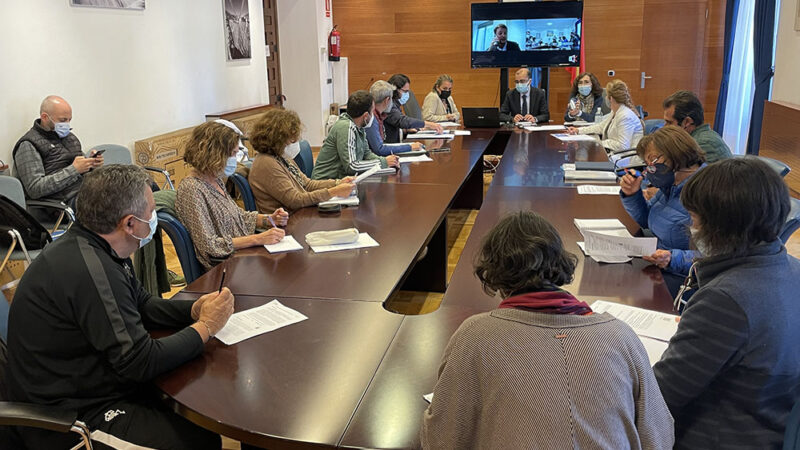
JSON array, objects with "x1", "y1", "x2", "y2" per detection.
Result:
[
  {"x1": 619, "y1": 170, "x2": 643, "y2": 196},
  {"x1": 339, "y1": 176, "x2": 356, "y2": 184},
  {"x1": 196, "y1": 287, "x2": 235, "y2": 337},
  {"x1": 523, "y1": 114, "x2": 536, "y2": 123},
  {"x1": 424, "y1": 122, "x2": 444, "y2": 134},
  {"x1": 565, "y1": 127, "x2": 579, "y2": 135},
  {"x1": 643, "y1": 249, "x2": 672, "y2": 269},
  {"x1": 328, "y1": 182, "x2": 355, "y2": 198},
  {"x1": 513, "y1": 114, "x2": 524, "y2": 123},
  {"x1": 385, "y1": 155, "x2": 400, "y2": 168},
  {"x1": 270, "y1": 208, "x2": 289, "y2": 226},
  {"x1": 255, "y1": 227, "x2": 285, "y2": 245}
]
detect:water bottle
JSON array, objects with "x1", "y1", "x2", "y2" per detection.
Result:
[{"x1": 594, "y1": 107, "x2": 603, "y2": 123}]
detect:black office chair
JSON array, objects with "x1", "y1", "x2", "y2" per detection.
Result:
[
  {"x1": 732, "y1": 155, "x2": 791, "y2": 178},
  {"x1": 0, "y1": 299, "x2": 94, "y2": 449},
  {"x1": 780, "y1": 197, "x2": 800, "y2": 243},
  {"x1": 645, "y1": 119, "x2": 665, "y2": 135},
  {"x1": 230, "y1": 173, "x2": 257, "y2": 212}
]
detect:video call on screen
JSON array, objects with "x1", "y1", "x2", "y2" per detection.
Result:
[{"x1": 471, "y1": 18, "x2": 581, "y2": 52}]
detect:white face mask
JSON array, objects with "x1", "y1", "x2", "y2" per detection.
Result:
[
  {"x1": 364, "y1": 112, "x2": 374, "y2": 129},
  {"x1": 283, "y1": 141, "x2": 301, "y2": 160},
  {"x1": 131, "y1": 210, "x2": 158, "y2": 248},
  {"x1": 690, "y1": 227, "x2": 709, "y2": 255},
  {"x1": 223, "y1": 156, "x2": 237, "y2": 177}
]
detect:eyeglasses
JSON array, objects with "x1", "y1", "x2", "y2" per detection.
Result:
[{"x1": 645, "y1": 155, "x2": 664, "y2": 174}]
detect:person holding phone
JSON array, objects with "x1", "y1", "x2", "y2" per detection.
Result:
[{"x1": 564, "y1": 72, "x2": 609, "y2": 123}]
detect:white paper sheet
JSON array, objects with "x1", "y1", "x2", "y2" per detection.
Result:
[
  {"x1": 452, "y1": 130, "x2": 471, "y2": 136},
  {"x1": 423, "y1": 393, "x2": 434, "y2": 403},
  {"x1": 564, "y1": 120, "x2": 592, "y2": 126},
  {"x1": 309, "y1": 232, "x2": 379, "y2": 253},
  {"x1": 264, "y1": 235, "x2": 303, "y2": 253},
  {"x1": 215, "y1": 300, "x2": 308, "y2": 345},
  {"x1": 640, "y1": 336, "x2": 670, "y2": 366},
  {"x1": 552, "y1": 133, "x2": 599, "y2": 142},
  {"x1": 584, "y1": 230, "x2": 657, "y2": 257},
  {"x1": 436, "y1": 121, "x2": 461, "y2": 127},
  {"x1": 524, "y1": 125, "x2": 567, "y2": 132},
  {"x1": 574, "y1": 218, "x2": 629, "y2": 233},
  {"x1": 591, "y1": 300, "x2": 680, "y2": 343},
  {"x1": 564, "y1": 170, "x2": 617, "y2": 181},
  {"x1": 406, "y1": 133, "x2": 455, "y2": 140},
  {"x1": 318, "y1": 195, "x2": 359, "y2": 207},
  {"x1": 354, "y1": 165, "x2": 380, "y2": 184},
  {"x1": 516, "y1": 121, "x2": 534, "y2": 127},
  {"x1": 577, "y1": 241, "x2": 633, "y2": 263},
  {"x1": 577, "y1": 185, "x2": 622, "y2": 195},
  {"x1": 398, "y1": 155, "x2": 434, "y2": 163}
]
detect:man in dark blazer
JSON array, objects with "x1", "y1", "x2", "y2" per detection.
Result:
[
  {"x1": 500, "y1": 68, "x2": 549, "y2": 123},
  {"x1": 486, "y1": 24, "x2": 521, "y2": 51}
]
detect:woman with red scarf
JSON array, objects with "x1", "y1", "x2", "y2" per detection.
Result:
[{"x1": 421, "y1": 211, "x2": 674, "y2": 449}]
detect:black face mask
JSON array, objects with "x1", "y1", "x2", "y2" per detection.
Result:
[
  {"x1": 438, "y1": 90, "x2": 451, "y2": 100},
  {"x1": 645, "y1": 163, "x2": 675, "y2": 191}
]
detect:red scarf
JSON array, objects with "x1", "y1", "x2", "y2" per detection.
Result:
[
  {"x1": 377, "y1": 110, "x2": 387, "y2": 139},
  {"x1": 499, "y1": 290, "x2": 593, "y2": 315}
]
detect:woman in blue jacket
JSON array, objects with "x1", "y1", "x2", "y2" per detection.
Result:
[{"x1": 619, "y1": 126, "x2": 705, "y2": 284}]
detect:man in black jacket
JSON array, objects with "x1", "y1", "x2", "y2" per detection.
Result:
[
  {"x1": 486, "y1": 24, "x2": 520, "y2": 51},
  {"x1": 6, "y1": 165, "x2": 234, "y2": 449},
  {"x1": 500, "y1": 68, "x2": 550, "y2": 124}
]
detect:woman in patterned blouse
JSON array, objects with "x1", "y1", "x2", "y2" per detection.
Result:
[{"x1": 176, "y1": 121, "x2": 288, "y2": 269}]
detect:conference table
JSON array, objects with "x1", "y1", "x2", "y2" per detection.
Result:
[{"x1": 155, "y1": 126, "x2": 674, "y2": 449}]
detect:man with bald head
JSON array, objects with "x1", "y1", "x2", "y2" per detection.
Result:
[{"x1": 12, "y1": 95, "x2": 103, "y2": 204}]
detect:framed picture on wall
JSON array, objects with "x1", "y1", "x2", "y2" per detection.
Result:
[
  {"x1": 224, "y1": 0, "x2": 252, "y2": 60},
  {"x1": 70, "y1": 0, "x2": 145, "y2": 10}
]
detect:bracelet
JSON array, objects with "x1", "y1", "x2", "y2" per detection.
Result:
[{"x1": 198, "y1": 320, "x2": 214, "y2": 338}]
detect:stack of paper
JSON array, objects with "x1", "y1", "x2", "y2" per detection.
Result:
[
  {"x1": 452, "y1": 130, "x2": 471, "y2": 136},
  {"x1": 574, "y1": 219, "x2": 654, "y2": 263},
  {"x1": 398, "y1": 155, "x2": 434, "y2": 163},
  {"x1": 214, "y1": 300, "x2": 308, "y2": 345},
  {"x1": 591, "y1": 300, "x2": 680, "y2": 365},
  {"x1": 564, "y1": 120, "x2": 592, "y2": 126},
  {"x1": 552, "y1": 133, "x2": 598, "y2": 142},
  {"x1": 406, "y1": 132, "x2": 455, "y2": 140},
  {"x1": 523, "y1": 125, "x2": 566, "y2": 132},
  {"x1": 436, "y1": 121, "x2": 460, "y2": 127},
  {"x1": 318, "y1": 195, "x2": 359, "y2": 207},
  {"x1": 309, "y1": 232, "x2": 379, "y2": 253},
  {"x1": 564, "y1": 170, "x2": 617, "y2": 181},
  {"x1": 577, "y1": 185, "x2": 622, "y2": 195},
  {"x1": 264, "y1": 235, "x2": 304, "y2": 253}
]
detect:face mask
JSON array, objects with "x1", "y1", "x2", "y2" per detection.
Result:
[
  {"x1": 53, "y1": 121, "x2": 71, "y2": 138},
  {"x1": 578, "y1": 85, "x2": 592, "y2": 96},
  {"x1": 515, "y1": 82, "x2": 529, "y2": 94},
  {"x1": 438, "y1": 90, "x2": 451, "y2": 100},
  {"x1": 283, "y1": 141, "x2": 301, "y2": 160},
  {"x1": 223, "y1": 156, "x2": 237, "y2": 177},
  {"x1": 690, "y1": 227, "x2": 709, "y2": 255},
  {"x1": 131, "y1": 210, "x2": 157, "y2": 248},
  {"x1": 645, "y1": 163, "x2": 675, "y2": 191},
  {"x1": 364, "y1": 112, "x2": 374, "y2": 129},
  {"x1": 399, "y1": 91, "x2": 410, "y2": 105}
]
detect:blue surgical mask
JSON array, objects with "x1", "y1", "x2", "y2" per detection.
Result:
[
  {"x1": 578, "y1": 85, "x2": 592, "y2": 96},
  {"x1": 223, "y1": 156, "x2": 237, "y2": 177},
  {"x1": 399, "y1": 91, "x2": 410, "y2": 105},
  {"x1": 53, "y1": 121, "x2": 71, "y2": 138},
  {"x1": 131, "y1": 210, "x2": 158, "y2": 248},
  {"x1": 645, "y1": 163, "x2": 675, "y2": 191},
  {"x1": 515, "y1": 82, "x2": 529, "y2": 94}
]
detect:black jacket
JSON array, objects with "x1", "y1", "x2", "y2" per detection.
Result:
[
  {"x1": 383, "y1": 99, "x2": 425, "y2": 144},
  {"x1": 6, "y1": 224, "x2": 203, "y2": 413},
  {"x1": 500, "y1": 88, "x2": 549, "y2": 123},
  {"x1": 487, "y1": 40, "x2": 521, "y2": 51}
]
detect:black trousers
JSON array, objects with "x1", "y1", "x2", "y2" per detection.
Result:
[{"x1": 13, "y1": 394, "x2": 221, "y2": 450}]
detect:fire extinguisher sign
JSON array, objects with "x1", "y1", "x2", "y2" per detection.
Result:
[{"x1": 325, "y1": 0, "x2": 331, "y2": 17}]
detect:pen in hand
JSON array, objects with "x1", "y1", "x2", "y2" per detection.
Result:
[
  {"x1": 267, "y1": 215, "x2": 277, "y2": 228},
  {"x1": 218, "y1": 267, "x2": 226, "y2": 293}
]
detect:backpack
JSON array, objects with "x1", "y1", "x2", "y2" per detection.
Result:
[{"x1": 0, "y1": 195, "x2": 51, "y2": 251}]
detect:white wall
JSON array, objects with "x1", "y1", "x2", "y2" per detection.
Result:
[
  {"x1": 0, "y1": 0, "x2": 268, "y2": 165},
  {"x1": 277, "y1": 0, "x2": 334, "y2": 146},
  {"x1": 774, "y1": 0, "x2": 800, "y2": 105}
]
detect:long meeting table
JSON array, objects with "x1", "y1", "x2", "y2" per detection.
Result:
[{"x1": 154, "y1": 127, "x2": 674, "y2": 449}]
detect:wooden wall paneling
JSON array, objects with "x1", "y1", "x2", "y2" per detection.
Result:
[
  {"x1": 701, "y1": 0, "x2": 726, "y2": 127},
  {"x1": 759, "y1": 100, "x2": 800, "y2": 197}
]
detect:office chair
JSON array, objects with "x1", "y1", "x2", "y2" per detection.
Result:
[
  {"x1": 90, "y1": 144, "x2": 175, "y2": 190},
  {"x1": 0, "y1": 300, "x2": 94, "y2": 449},
  {"x1": 0, "y1": 176, "x2": 74, "y2": 236},
  {"x1": 230, "y1": 173, "x2": 257, "y2": 212},
  {"x1": 644, "y1": 119, "x2": 665, "y2": 135},
  {"x1": 404, "y1": 91, "x2": 423, "y2": 120},
  {"x1": 732, "y1": 155, "x2": 791, "y2": 178},
  {"x1": 779, "y1": 197, "x2": 800, "y2": 244},
  {"x1": 294, "y1": 140, "x2": 314, "y2": 178},
  {"x1": 635, "y1": 105, "x2": 649, "y2": 119},
  {"x1": 785, "y1": 400, "x2": 800, "y2": 450},
  {"x1": 156, "y1": 211, "x2": 205, "y2": 284}
]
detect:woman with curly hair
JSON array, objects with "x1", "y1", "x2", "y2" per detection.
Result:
[
  {"x1": 176, "y1": 121, "x2": 288, "y2": 270},
  {"x1": 248, "y1": 109, "x2": 356, "y2": 212}
]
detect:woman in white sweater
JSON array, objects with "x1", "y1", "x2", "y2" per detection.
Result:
[
  {"x1": 568, "y1": 79, "x2": 644, "y2": 152},
  {"x1": 422, "y1": 74, "x2": 460, "y2": 123}
]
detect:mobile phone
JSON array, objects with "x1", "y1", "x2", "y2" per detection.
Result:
[{"x1": 92, "y1": 149, "x2": 106, "y2": 158}]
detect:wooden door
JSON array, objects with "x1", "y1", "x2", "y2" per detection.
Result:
[
  {"x1": 639, "y1": 0, "x2": 708, "y2": 117},
  {"x1": 263, "y1": 0, "x2": 284, "y2": 105}
]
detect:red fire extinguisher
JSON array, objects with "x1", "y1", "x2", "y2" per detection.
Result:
[{"x1": 328, "y1": 25, "x2": 341, "y2": 61}]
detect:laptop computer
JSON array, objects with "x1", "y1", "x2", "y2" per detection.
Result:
[{"x1": 462, "y1": 107, "x2": 501, "y2": 128}]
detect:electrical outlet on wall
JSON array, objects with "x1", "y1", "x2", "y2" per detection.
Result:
[{"x1": 607, "y1": 70, "x2": 615, "y2": 77}]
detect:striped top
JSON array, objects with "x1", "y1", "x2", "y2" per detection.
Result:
[
  {"x1": 421, "y1": 308, "x2": 674, "y2": 449},
  {"x1": 312, "y1": 113, "x2": 387, "y2": 180},
  {"x1": 654, "y1": 241, "x2": 800, "y2": 449}
]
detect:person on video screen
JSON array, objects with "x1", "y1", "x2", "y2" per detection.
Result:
[{"x1": 487, "y1": 24, "x2": 520, "y2": 51}]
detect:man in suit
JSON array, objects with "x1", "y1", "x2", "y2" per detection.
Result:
[
  {"x1": 486, "y1": 24, "x2": 520, "y2": 51},
  {"x1": 500, "y1": 68, "x2": 549, "y2": 124}
]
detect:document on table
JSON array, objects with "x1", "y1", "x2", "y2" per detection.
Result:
[
  {"x1": 398, "y1": 155, "x2": 434, "y2": 163},
  {"x1": 591, "y1": 300, "x2": 680, "y2": 343},
  {"x1": 436, "y1": 121, "x2": 461, "y2": 127},
  {"x1": 574, "y1": 218, "x2": 629, "y2": 235},
  {"x1": 318, "y1": 195, "x2": 359, "y2": 207},
  {"x1": 583, "y1": 229, "x2": 657, "y2": 257},
  {"x1": 354, "y1": 164, "x2": 380, "y2": 183},
  {"x1": 423, "y1": 393, "x2": 434, "y2": 403},
  {"x1": 577, "y1": 185, "x2": 622, "y2": 195},
  {"x1": 524, "y1": 125, "x2": 566, "y2": 132},
  {"x1": 406, "y1": 132, "x2": 455, "y2": 139},
  {"x1": 264, "y1": 235, "x2": 303, "y2": 253},
  {"x1": 215, "y1": 300, "x2": 308, "y2": 345},
  {"x1": 552, "y1": 133, "x2": 598, "y2": 142},
  {"x1": 309, "y1": 232, "x2": 379, "y2": 253},
  {"x1": 564, "y1": 170, "x2": 617, "y2": 181},
  {"x1": 452, "y1": 130, "x2": 471, "y2": 136},
  {"x1": 640, "y1": 336, "x2": 670, "y2": 366},
  {"x1": 564, "y1": 120, "x2": 592, "y2": 127}
]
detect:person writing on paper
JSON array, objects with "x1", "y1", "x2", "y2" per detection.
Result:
[
  {"x1": 422, "y1": 74, "x2": 461, "y2": 123},
  {"x1": 366, "y1": 80, "x2": 422, "y2": 156},
  {"x1": 499, "y1": 68, "x2": 549, "y2": 124},
  {"x1": 421, "y1": 211, "x2": 674, "y2": 449},
  {"x1": 312, "y1": 90, "x2": 400, "y2": 180},
  {"x1": 564, "y1": 72, "x2": 609, "y2": 123},
  {"x1": 248, "y1": 109, "x2": 355, "y2": 213},
  {"x1": 619, "y1": 126, "x2": 705, "y2": 288},
  {"x1": 6, "y1": 165, "x2": 233, "y2": 449},
  {"x1": 566, "y1": 79, "x2": 643, "y2": 152},
  {"x1": 177, "y1": 121, "x2": 288, "y2": 270},
  {"x1": 486, "y1": 24, "x2": 520, "y2": 51},
  {"x1": 654, "y1": 157, "x2": 800, "y2": 449},
  {"x1": 384, "y1": 74, "x2": 443, "y2": 143}
]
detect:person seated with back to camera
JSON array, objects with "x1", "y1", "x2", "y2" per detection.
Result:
[
  {"x1": 247, "y1": 108, "x2": 356, "y2": 213},
  {"x1": 176, "y1": 121, "x2": 288, "y2": 270},
  {"x1": 421, "y1": 210, "x2": 674, "y2": 449},
  {"x1": 366, "y1": 80, "x2": 423, "y2": 156},
  {"x1": 499, "y1": 68, "x2": 549, "y2": 124},
  {"x1": 564, "y1": 72, "x2": 610, "y2": 123},
  {"x1": 384, "y1": 74, "x2": 443, "y2": 143},
  {"x1": 422, "y1": 74, "x2": 461, "y2": 124},
  {"x1": 567, "y1": 79, "x2": 643, "y2": 152}
]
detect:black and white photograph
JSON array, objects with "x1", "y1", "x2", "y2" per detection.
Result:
[
  {"x1": 224, "y1": 0, "x2": 251, "y2": 60},
  {"x1": 70, "y1": 0, "x2": 145, "y2": 10}
]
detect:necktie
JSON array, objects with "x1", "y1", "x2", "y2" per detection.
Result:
[{"x1": 522, "y1": 94, "x2": 528, "y2": 116}]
